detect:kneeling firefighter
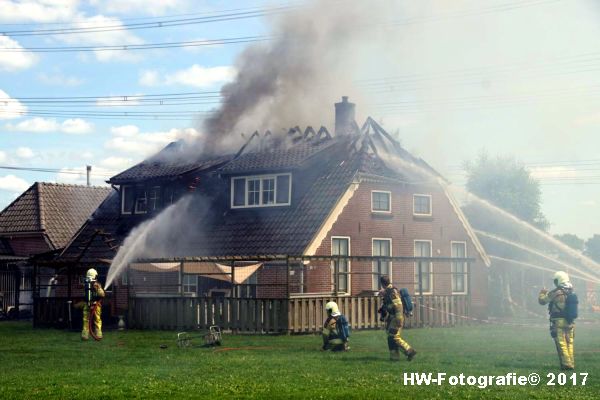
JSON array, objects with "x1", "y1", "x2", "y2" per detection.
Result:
[
  {"x1": 379, "y1": 276, "x2": 416, "y2": 361},
  {"x1": 538, "y1": 271, "x2": 578, "y2": 370},
  {"x1": 82, "y1": 268, "x2": 105, "y2": 341},
  {"x1": 322, "y1": 301, "x2": 350, "y2": 351}
]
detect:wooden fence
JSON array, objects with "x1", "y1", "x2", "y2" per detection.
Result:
[
  {"x1": 128, "y1": 297, "x2": 289, "y2": 331},
  {"x1": 127, "y1": 295, "x2": 469, "y2": 332}
]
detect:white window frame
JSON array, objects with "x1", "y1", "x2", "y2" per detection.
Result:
[
  {"x1": 121, "y1": 185, "x2": 133, "y2": 215},
  {"x1": 182, "y1": 274, "x2": 197, "y2": 295},
  {"x1": 451, "y1": 241, "x2": 468, "y2": 295},
  {"x1": 148, "y1": 186, "x2": 161, "y2": 212},
  {"x1": 230, "y1": 173, "x2": 292, "y2": 208},
  {"x1": 372, "y1": 238, "x2": 392, "y2": 290},
  {"x1": 134, "y1": 186, "x2": 148, "y2": 215},
  {"x1": 371, "y1": 190, "x2": 392, "y2": 213},
  {"x1": 413, "y1": 194, "x2": 432, "y2": 216},
  {"x1": 414, "y1": 239, "x2": 433, "y2": 295},
  {"x1": 331, "y1": 236, "x2": 351, "y2": 295}
]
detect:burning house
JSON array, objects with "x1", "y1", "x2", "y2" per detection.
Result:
[{"x1": 39, "y1": 98, "x2": 490, "y2": 331}]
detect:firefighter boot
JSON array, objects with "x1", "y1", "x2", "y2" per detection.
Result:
[
  {"x1": 390, "y1": 349, "x2": 401, "y2": 361},
  {"x1": 407, "y1": 348, "x2": 417, "y2": 361}
]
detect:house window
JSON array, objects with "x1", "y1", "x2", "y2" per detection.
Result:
[
  {"x1": 371, "y1": 191, "x2": 391, "y2": 213},
  {"x1": 332, "y1": 237, "x2": 350, "y2": 293},
  {"x1": 372, "y1": 238, "x2": 391, "y2": 290},
  {"x1": 414, "y1": 240, "x2": 432, "y2": 294},
  {"x1": 148, "y1": 186, "x2": 161, "y2": 211},
  {"x1": 247, "y1": 179, "x2": 260, "y2": 205},
  {"x1": 231, "y1": 173, "x2": 292, "y2": 208},
  {"x1": 121, "y1": 185, "x2": 134, "y2": 214},
  {"x1": 183, "y1": 274, "x2": 197, "y2": 294},
  {"x1": 233, "y1": 178, "x2": 245, "y2": 206},
  {"x1": 164, "y1": 186, "x2": 175, "y2": 206},
  {"x1": 262, "y1": 178, "x2": 275, "y2": 205},
  {"x1": 413, "y1": 194, "x2": 432, "y2": 216},
  {"x1": 135, "y1": 186, "x2": 147, "y2": 214},
  {"x1": 451, "y1": 242, "x2": 467, "y2": 294}
]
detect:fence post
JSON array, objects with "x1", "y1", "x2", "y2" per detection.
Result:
[
  {"x1": 467, "y1": 262, "x2": 472, "y2": 319},
  {"x1": 286, "y1": 257, "x2": 290, "y2": 298},
  {"x1": 231, "y1": 261, "x2": 236, "y2": 298},
  {"x1": 418, "y1": 260, "x2": 424, "y2": 327},
  {"x1": 178, "y1": 261, "x2": 184, "y2": 297}
]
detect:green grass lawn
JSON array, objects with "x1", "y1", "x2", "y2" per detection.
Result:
[{"x1": 0, "y1": 321, "x2": 598, "y2": 399}]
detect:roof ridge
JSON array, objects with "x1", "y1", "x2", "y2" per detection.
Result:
[{"x1": 37, "y1": 182, "x2": 111, "y2": 190}]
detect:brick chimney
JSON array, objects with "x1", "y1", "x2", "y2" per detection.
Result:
[{"x1": 334, "y1": 96, "x2": 356, "y2": 135}]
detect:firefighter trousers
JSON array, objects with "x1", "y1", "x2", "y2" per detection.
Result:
[
  {"x1": 386, "y1": 315, "x2": 412, "y2": 360},
  {"x1": 550, "y1": 318, "x2": 574, "y2": 369},
  {"x1": 82, "y1": 302, "x2": 102, "y2": 340}
]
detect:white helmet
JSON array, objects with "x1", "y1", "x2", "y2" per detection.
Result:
[
  {"x1": 553, "y1": 271, "x2": 570, "y2": 287},
  {"x1": 86, "y1": 268, "x2": 98, "y2": 281},
  {"x1": 325, "y1": 301, "x2": 340, "y2": 316}
]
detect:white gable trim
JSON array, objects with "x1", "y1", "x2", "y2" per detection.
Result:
[
  {"x1": 441, "y1": 182, "x2": 491, "y2": 267},
  {"x1": 303, "y1": 180, "x2": 360, "y2": 256}
]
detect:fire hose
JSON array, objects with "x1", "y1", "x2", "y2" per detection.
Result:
[{"x1": 88, "y1": 299, "x2": 103, "y2": 341}]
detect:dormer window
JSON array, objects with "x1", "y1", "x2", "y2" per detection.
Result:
[
  {"x1": 121, "y1": 185, "x2": 134, "y2": 214},
  {"x1": 148, "y1": 186, "x2": 161, "y2": 211},
  {"x1": 231, "y1": 173, "x2": 291, "y2": 208},
  {"x1": 134, "y1": 185, "x2": 147, "y2": 214}
]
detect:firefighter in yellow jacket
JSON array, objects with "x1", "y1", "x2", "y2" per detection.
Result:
[
  {"x1": 82, "y1": 268, "x2": 105, "y2": 341},
  {"x1": 379, "y1": 276, "x2": 416, "y2": 361},
  {"x1": 322, "y1": 301, "x2": 349, "y2": 351},
  {"x1": 538, "y1": 271, "x2": 575, "y2": 370}
]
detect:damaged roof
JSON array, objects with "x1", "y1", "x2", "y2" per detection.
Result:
[
  {"x1": 59, "y1": 117, "x2": 468, "y2": 263},
  {"x1": 109, "y1": 141, "x2": 233, "y2": 184},
  {"x1": 0, "y1": 183, "x2": 111, "y2": 249},
  {"x1": 219, "y1": 136, "x2": 337, "y2": 174}
]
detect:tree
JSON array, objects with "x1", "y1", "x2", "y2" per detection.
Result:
[
  {"x1": 585, "y1": 234, "x2": 600, "y2": 263},
  {"x1": 554, "y1": 233, "x2": 585, "y2": 251},
  {"x1": 463, "y1": 152, "x2": 551, "y2": 317},
  {"x1": 465, "y1": 153, "x2": 549, "y2": 230}
]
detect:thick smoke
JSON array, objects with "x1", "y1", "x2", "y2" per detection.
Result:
[{"x1": 200, "y1": 0, "x2": 385, "y2": 154}]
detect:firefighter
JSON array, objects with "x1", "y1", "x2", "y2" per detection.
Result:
[
  {"x1": 538, "y1": 271, "x2": 575, "y2": 370},
  {"x1": 322, "y1": 301, "x2": 349, "y2": 351},
  {"x1": 380, "y1": 276, "x2": 416, "y2": 361},
  {"x1": 82, "y1": 268, "x2": 105, "y2": 341}
]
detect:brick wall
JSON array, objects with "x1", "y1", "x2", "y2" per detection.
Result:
[
  {"x1": 311, "y1": 180, "x2": 489, "y2": 317},
  {"x1": 8, "y1": 235, "x2": 52, "y2": 257}
]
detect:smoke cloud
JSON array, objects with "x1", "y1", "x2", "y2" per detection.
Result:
[{"x1": 199, "y1": 0, "x2": 388, "y2": 154}]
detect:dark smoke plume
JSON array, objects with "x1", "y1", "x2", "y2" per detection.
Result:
[{"x1": 201, "y1": 0, "x2": 383, "y2": 154}]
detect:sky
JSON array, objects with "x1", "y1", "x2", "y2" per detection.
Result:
[{"x1": 0, "y1": 0, "x2": 600, "y2": 239}]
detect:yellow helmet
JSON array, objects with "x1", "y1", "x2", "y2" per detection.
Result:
[
  {"x1": 86, "y1": 268, "x2": 98, "y2": 281},
  {"x1": 325, "y1": 301, "x2": 340, "y2": 316},
  {"x1": 553, "y1": 271, "x2": 570, "y2": 287}
]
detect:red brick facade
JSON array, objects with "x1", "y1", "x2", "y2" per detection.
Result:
[
  {"x1": 8, "y1": 235, "x2": 52, "y2": 257},
  {"x1": 303, "y1": 180, "x2": 489, "y2": 317}
]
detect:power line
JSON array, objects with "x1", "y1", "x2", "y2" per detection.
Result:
[
  {"x1": 0, "y1": 7, "x2": 295, "y2": 37},
  {"x1": 0, "y1": 35, "x2": 270, "y2": 52},
  {"x1": 0, "y1": 3, "x2": 303, "y2": 27},
  {"x1": 0, "y1": 165, "x2": 116, "y2": 177}
]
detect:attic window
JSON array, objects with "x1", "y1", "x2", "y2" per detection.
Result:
[
  {"x1": 231, "y1": 173, "x2": 291, "y2": 208},
  {"x1": 371, "y1": 191, "x2": 391, "y2": 213},
  {"x1": 413, "y1": 194, "x2": 432, "y2": 216}
]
